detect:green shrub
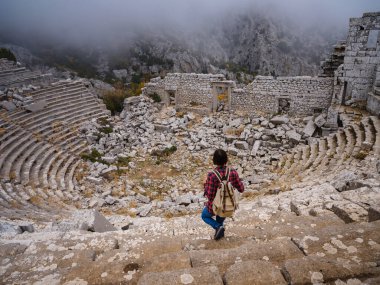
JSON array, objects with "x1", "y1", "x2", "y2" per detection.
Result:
[
  {"x1": 149, "y1": 92, "x2": 161, "y2": 103},
  {"x1": 99, "y1": 126, "x2": 113, "y2": 134},
  {"x1": 0, "y1": 48, "x2": 16, "y2": 62},
  {"x1": 81, "y1": 148, "x2": 102, "y2": 163},
  {"x1": 102, "y1": 89, "x2": 127, "y2": 115}
]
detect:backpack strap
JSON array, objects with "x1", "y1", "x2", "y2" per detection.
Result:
[{"x1": 212, "y1": 169, "x2": 223, "y2": 182}]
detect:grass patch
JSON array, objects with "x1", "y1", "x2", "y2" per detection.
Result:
[{"x1": 80, "y1": 148, "x2": 108, "y2": 165}]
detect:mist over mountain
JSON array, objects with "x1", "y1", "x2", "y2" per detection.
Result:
[{"x1": 1, "y1": 0, "x2": 379, "y2": 81}]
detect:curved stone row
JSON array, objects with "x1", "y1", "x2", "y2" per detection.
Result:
[
  {"x1": 276, "y1": 116, "x2": 379, "y2": 181},
  {"x1": 0, "y1": 81, "x2": 110, "y2": 211}
]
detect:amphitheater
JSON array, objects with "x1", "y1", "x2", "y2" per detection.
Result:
[{"x1": 0, "y1": 12, "x2": 379, "y2": 285}]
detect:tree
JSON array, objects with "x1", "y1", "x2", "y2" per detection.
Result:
[{"x1": 0, "y1": 48, "x2": 16, "y2": 62}]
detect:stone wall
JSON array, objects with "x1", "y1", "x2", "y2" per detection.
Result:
[
  {"x1": 341, "y1": 12, "x2": 380, "y2": 104},
  {"x1": 231, "y1": 76, "x2": 334, "y2": 115},
  {"x1": 142, "y1": 73, "x2": 225, "y2": 107}
]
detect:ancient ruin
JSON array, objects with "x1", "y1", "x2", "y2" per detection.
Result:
[{"x1": 0, "y1": 12, "x2": 379, "y2": 285}]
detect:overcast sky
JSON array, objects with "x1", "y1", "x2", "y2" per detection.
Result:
[{"x1": 0, "y1": 0, "x2": 379, "y2": 47}]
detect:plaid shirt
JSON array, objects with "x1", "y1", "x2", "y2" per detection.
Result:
[{"x1": 204, "y1": 166, "x2": 244, "y2": 215}]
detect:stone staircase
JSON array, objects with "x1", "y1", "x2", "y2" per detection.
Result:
[
  {"x1": 0, "y1": 81, "x2": 110, "y2": 215},
  {"x1": 1, "y1": 202, "x2": 379, "y2": 284}
]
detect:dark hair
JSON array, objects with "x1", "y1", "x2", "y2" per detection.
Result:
[{"x1": 213, "y1": 149, "x2": 228, "y2": 166}]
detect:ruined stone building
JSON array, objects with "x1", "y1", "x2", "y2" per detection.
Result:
[{"x1": 143, "y1": 12, "x2": 380, "y2": 117}]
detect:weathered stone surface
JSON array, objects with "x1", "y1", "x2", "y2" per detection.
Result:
[
  {"x1": 72, "y1": 210, "x2": 116, "y2": 232},
  {"x1": 302, "y1": 120, "x2": 317, "y2": 137},
  {"x1": 284, "y1": 256, "x2": 380, "y2": 285},
  {"x1": 368, "y1": 205, "x2": 380, "y2": 222},
  {"x1": 0, "y1": 101, "x2": 16, "y2": 111},
  {"x1": 270, "y1": 115, "x2": 289, "y2": 125},
  {"x1": 144, "y1": 252, "x2": 191, "y2": 273},
  {"x1": 251, "y1": 140, "x2": 261, "y2": 156},
  {"x1": 331, "y1": 201, "x2": 368, "y2": 223},
  {"x1": 286, "y1": 130, "x2": 301, "y2": 143},
  {"x1": 330, "y1": 171, "x2": 359, "y2": 192},
  {"x1": 314, "y1": 113, "x2": 327, "y2": 127},
  {"x1": 235, "y1": 141, "x2": 248, "y2": 150},
  {"x1": 224, "y1": 260, "x2": 287, "y2": 285},
  {"x1": 138, "y1": 266, "x2": 223, "y2": 285},
  {"x1": 24, "y1": 100, "x2": 47, "y2": 112}
]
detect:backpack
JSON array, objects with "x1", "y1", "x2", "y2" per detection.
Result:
[{"x1": 212, "y1": 167, "x2": 239, "y2": 218}]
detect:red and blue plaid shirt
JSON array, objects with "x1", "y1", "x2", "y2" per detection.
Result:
[{"x1": 204, "y1": 166, "x2": 244, "y2": 215}]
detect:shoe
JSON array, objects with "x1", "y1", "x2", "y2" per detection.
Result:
[{"x1": 214, "y1": 226, "x2": 225, "y2": 240}]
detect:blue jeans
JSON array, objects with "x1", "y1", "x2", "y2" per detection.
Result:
[{"x1": 201, "y1": 207, "x2": 225, "y2": 229}]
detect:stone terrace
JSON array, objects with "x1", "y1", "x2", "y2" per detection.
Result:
[{"x1": 0, "y1": 79, "x2": 110, "y2": 219}]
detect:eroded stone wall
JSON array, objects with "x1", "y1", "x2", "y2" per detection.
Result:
[
  {"x1": 142, "y1": 73, "x2": 225, "y2": 106},
  {"x1": 231, "y1": 76, "x2": 334, "y2": 115},
  {"x1": 341, "y1": 12, "x2": 380, "y2": 103}
]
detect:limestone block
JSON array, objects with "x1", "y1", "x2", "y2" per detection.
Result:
[
  {"x1": 284, "y1": 256, "x2": 379, "y2": 285},
  {"x1": 144, "y1": 252, "x2": 191, "y2": 273},
  {"x1": 314, "y1": 114, "x2": 327, "y2": 127},
  {"x1": 270, "y1": 115, "x2": 289, "y2": 125},
  {"x1": 73, "y1": 210, "x2": 117, "y2": 232},
  {"x1": 235, "y1": 141, "x2": 248, "y2": 150},
  {"x1": 24, "y1": 100, "x2": 47, "y2": 112},
  {"x1": 0, "y1": 101, "x2": 16, "y2": 111},
  {"x1": 138, "y1": 266, "x2": 223, "y2": 285},
  {"x1": 250, "y1": 140, "x2": 262, "y2": 157},
  {"x1": 224, "y1": 260, "x2": 287, "y2": 285},
  {"x1": 368, "y1": 205, "x2": 380, "y2": 222},
  {"x1": 86, "y1": 176, "x2": 103, "y2": 185},
  {"x1": 136, "y1": 193, "x2": 150, "y2": 204},
  {"x1": 331, "y1": 201, "x2": 368, "y2": 223},
  {"x1": 303, "y1": 120, "x2": 317, "y2": 137},
  {"x1": 286, "y1": 130, "x2": 301, "y2": 143},
  {"x1": 138, "y1": 204, "x2": 153, "y2": 217}
]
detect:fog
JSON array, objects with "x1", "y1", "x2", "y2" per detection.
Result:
[{"x1": 0, "y1": 0, "x2": 379, "y2": 48}]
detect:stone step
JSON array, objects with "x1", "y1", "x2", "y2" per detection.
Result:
[
  {"x1": 13, "y1": 141, "x2": 45, "y2": 183},
  {"x1": 21, "y1": 143, "x2": 51, "y2": 185},
  {"x1": 369, "y1": 116, "x2": 380, "y2": 155},
  {"x1": 138, "y1": 266, "x2": 223, "y2": 285},
  {"x1": 12, "y1": 90, "x2": 92, "y2": 123},
  {"x1": 0, "y1": 136, "x2": 37, "y2": 179},
  {"x1": 19, "y1": 98, "x2": 100, "y2": 129},
  {"x1": 361, "y1": 117, "x2": 375, "y2": 150},
  {"x1": 224, "y1": 260, "x2": 287, "y2": 285},
  {"x1": 26, "y1": 81, "x2": 83, "y2": 98},
  {"x1": 30, "y1": 146, "x2": 57, "y2": 186},
  {"x1": 303, "y1": 142, "x2": 318, "y2": 170},
  {"x1": 0, "y1": 132, "x2": 33, "y2": 172},
  {"x1": 283, "y1": 255, "x2": 380, "y2": 285},
  {"x1": 27, "y1": 104, "x2": 105, "y2": 137}
]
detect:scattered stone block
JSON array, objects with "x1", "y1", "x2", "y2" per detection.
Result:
[
  {"x1": 251, "y1": 140, "x2": 262, "y2": 156},
  {"x1": 24, "y1": 100, "x2": 47, "y2": 112},
  {"x1": 136, "y1": 193, "x2": 150, "y2": 204},
  {"x1": 0, "y1": 101, "x2": 16, "y2": 111},
  {"x1": 235, "y1": 141, "x2": 248, "y2": 150},
  {"x1": 86, "y1": 176, "x2": 103, "y2": 185},
  {"x1": 270, "y1": 115, "x2": 289, "y2": 125},
  {"x1": 303, "y1": 120, "x2": 317, "y2": 137},
  {"x1": 314, "y1": 113, "x2": 327, "y2": 127},
  {"x1": 138, "y1": 204, "x2": 153, "y2": 217},
  {"x1": 73, "y1": 210, "x2": 116, "y2": 232},
  {"x1": 286, "y1": 130, "x2": 301, "y2": 143},
  {"x1": 330, "y1": 171, "x2": 359, "y2": 192}
]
